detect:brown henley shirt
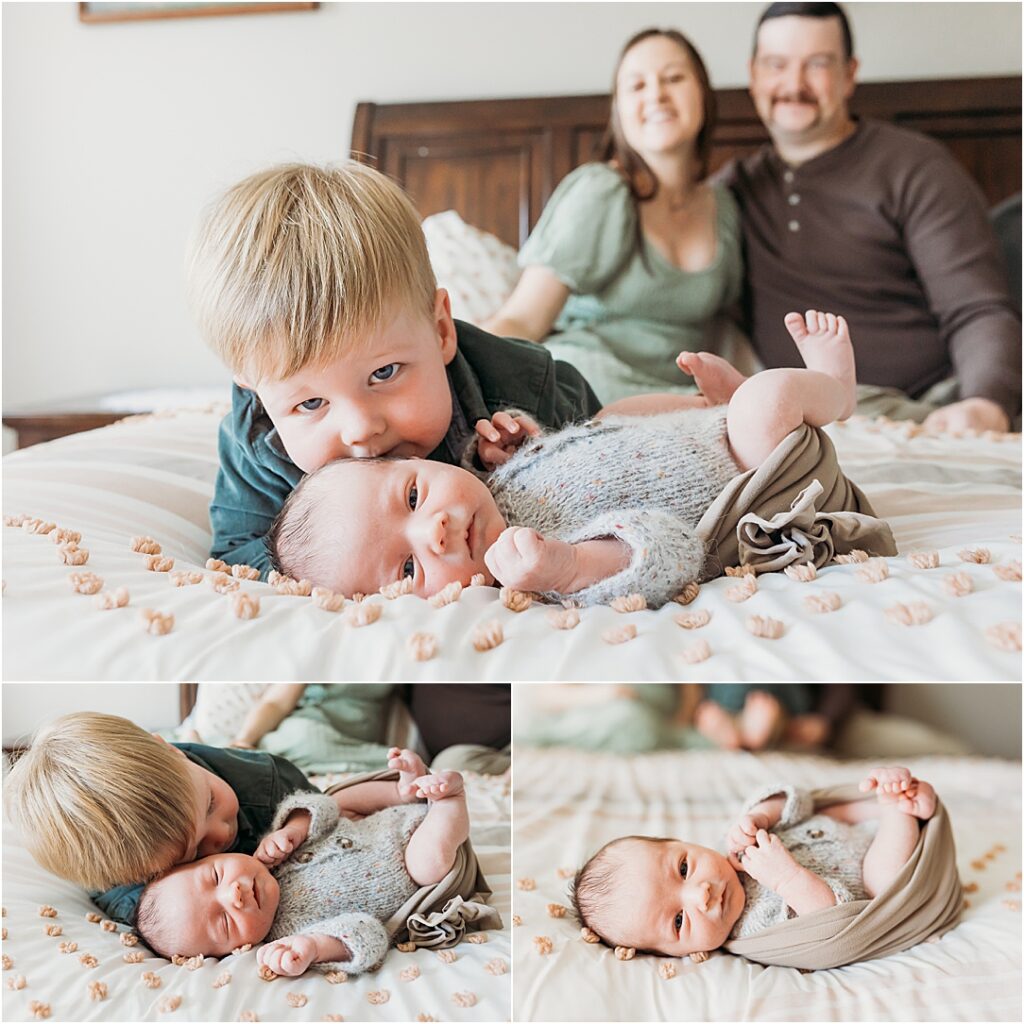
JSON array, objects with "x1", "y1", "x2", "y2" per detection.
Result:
[{"x1": 721, "y1": 119, "x2": 1021, "y2": 418}]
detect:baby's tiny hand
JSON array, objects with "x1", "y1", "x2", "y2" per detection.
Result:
[
  {"x1": 255, "y1": 827, "x2": 299, "y2": 867},
  {"x1": 727, "y1": 812, "x2": 772, "y2": 866},
  {"x1": 256, "y1": 934, "x2": 319, "y2": 977},
  {"x1": 484, "y1": 527, "x2": 575, "y2": 593},
  {"x1": 475, "y1": 412, "x2": 541, "y2": 470},
  {"x1": 738, "y1": 830, "x2": 799, "y2": 892}
]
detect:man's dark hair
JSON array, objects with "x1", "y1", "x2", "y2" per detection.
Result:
[{"x1": 754, "y1": 2, "x2": 854, "y2": 60}]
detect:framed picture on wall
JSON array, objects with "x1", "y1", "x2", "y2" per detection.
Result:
[{"x1": 79, "y1": 2, "x2": 317, "y2": 23}]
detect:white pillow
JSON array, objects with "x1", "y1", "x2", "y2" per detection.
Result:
[{"x1": 422, "y1": 210, "x2": 520, "y2": 325}]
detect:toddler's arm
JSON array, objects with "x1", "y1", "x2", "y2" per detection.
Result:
[
  {"x1": 740, "y1": 830, "x2": 837, "y2": 917},
  {"x1": 231, "y1": 684, "x2": 307, "y2": 749}
]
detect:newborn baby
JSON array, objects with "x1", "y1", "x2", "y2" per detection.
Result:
[
  {"x1": 135, "y1": 750, "x2": 467, "y2": 975},
  {"x1": 268, "y1": 311, "x2": 877, "y2": 609},
  {"x1": 570, "y1": 767, "x2": 937, "y2": 958}
]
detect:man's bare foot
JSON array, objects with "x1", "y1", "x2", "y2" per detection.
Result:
[
  {"x1": 413, "y1": 770, "x2": 465, "y2": 801},
  {"x1": 783, "y1": 310, "x2": 857, "y2": 420},
  {"x1": 694, "y1": 700, "x2": 742, "y2": 750},
  {"x1": 783, "y1": 713, "x2": 830, "y2": 749},
  {"x1": 739, "y1": 690, "x2": 784, "y2": 750},
  {"x1": 676, "y1": 351, "x2": 749, "y2": 406},
  {"x1": 388, "y1": 747, "x2": 430, "y2": 802},
  {"x1": 859, "y1": 766, "x2": 937, "y2": 821}
]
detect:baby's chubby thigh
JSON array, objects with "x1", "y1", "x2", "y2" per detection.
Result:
[{"x1": 403, "y1": 783, "x2": 470, "y2": 888}]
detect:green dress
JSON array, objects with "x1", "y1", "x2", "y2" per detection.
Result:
[{"x1": 519, "y1": 162, "x2": 744, "y2": 404}]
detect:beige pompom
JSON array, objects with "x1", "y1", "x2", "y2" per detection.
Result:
[
  {"x1": 400, "y1": 965, "x2": 420, "y2": 982},
  {"x1": 725, "y1": 575, "x2": 758, "y2": 602},
  {"x1": 673, "y1": 582, "x2": 700, "y2": 605},
  {"x1": 4, "y1": 514, "x2": 29, "y2": 527},
  {"x1": 533, "y1": 936, "x2": 554, "y2": 955},
  {"x1": 366, "y1": 990, "x2": 390, "y2": 1005},
  {"x1": 435, "y1": 949, "x2": 457, "y2": 964},
  {"x1": 784, "y1": 563, "x2": 817, "y2": 582},
  {"x1": 24, "y1": 519, "x2": 56, "y2": 535},
  {"x1": 131, "y1": 536, "x2": 161, "y2": 555},
  {"x1": 473, "y1": 620, "x2": 504, "y2": 651},
  {"x1": 324, "y1": 970, "x2": 348, "y2": 983},
  {"x1": 170, "y1": 570, "x2": 203, "y2": 587},
  {"x1": 123, "y1": 951, "x2": 145, "y2": 963},
  {"x1": 451, "y1": 992, "x2": 477, "y2": 1008},
  {"x1": 69, "y1": 572, "x2": 103, "y2": 595},
  {"x1": 85, "y1": 913, "x2": 101, "y2": 923},
  {"x1": 580, "y1": 926, "x2": 601, "y2": 944},
  {"x1": 53, "y1": 529, "x2": 83, "y2": 547},
  {"x1": 747, "y1": 615, "x2": 784, "y2": 639},
  {"x1": 517, "y1": 877, "x2": 536, "y2": 891},
  {"x1": 0, "y1": 954, "x2": 10, "y2": 970},
  {"x1": 885, "y1": 601, "x2": 933, "y2": 626},
  {"x1": 428, "y1": 581, "x2": 463, "y2": 607},
  {"x1": 141, "y1": 608, "x2": 174, "y2": 635},
  {"x1": 207, "y1": 572, "x2": 240, "y2": 594},
  {"x1": 230, "y1": 944, "x2": 252, "y2": 956},
  {"x1": 380, "y1": 576, "x2": 413, "y2": 599},
  {"x1": 28, "y1": 1002, "x2": 51, "y2": 1020},
  {"x1": 80, "y1": 953, "x2": 99, "y2": 968},
  {"x1": 804, "y1": 592, "x2": 841, "y2": 613},
  {"x1": 146, "y1": 555, "x2": 175, "y2": 573},
  {"x1": 396, "y1": 942, "x2": 417, "y2": 953},
  {"x1": 205, "y1": 558, "x2": 230, "y2": 573},
  {"x1": 39, "y1": 906, "x2": 58, "y2": 917},
  {"x1": 345, "y1": 601, "x2": 382, "y2": 627},
  {"x1": 547, "y1": 607, "x2": 580, "y2": 629},
  {"x1": 908, "y1": 551, "x2": 940, "y2": 570},
  {"x1": 994, "y1": 560, "x2": 1022, "y2": 581},
  {"x1": 546, "y1": 903, "x2": 568, "y2": 918},
  {"x1": 834, "y1": 549, "x2": 869, "y2": 564},
  {"x1": 985, "y1": 622, "x2": 1021, "y2": 651},
  {"x1": 689, "y1": 950, "x2": 710, "y2": 964},
  {"x1": 141, "y1": 971, "x2": 161, "y2": 988},
  {"x1": 407, "y1": 633, "x2": 438, "y2": 661},
  {"x1": 94, "y1": 587, "x2": 129, "y2": 610},
  {"x1": 285, "y1": 993, "x2": 307, "y2": 1008},
  {"x1": 500, "y1": 587, "x2": 532, "y2": 612},
  {"x1": 311, "y1": 587, "x2": 345, "y2": 611},
  {"x1": 88, "y1": 981, "x2": 108, "y2": 1000},
  {"x1": 724, "y1": 564, "x2": 756, "y2": 578},
  {"x1": 257, "y1": 965, "x2": 277, "y2": 982},
  {"x1": 157, "y1": 995, "x2": 182, "y2": 1013},
  {"x1": 675, "y1": 609, "x2": 710, "y2": 629},
  {"x1": 275, "y1": 577, "x2": 313, "y2": 596},
  {"x1": 466, "y1": 932, "x2": 489, "y2": 944},
  {"x1": 512, "y1": 915, "x2": 523, "y2": 927},
  {"x1": 469, "y1": 573, "x2": 487, "y2": 587},
  {"x1": 230, "y1": 592, "x2": 260, "y2": 620},
  {"x1": 44, "y1": 924, "x2": 63, "y2": 936},
  {"x1": 610, "y1": 593, "x2": 646, "y2": 613},
  {"x1": 120, "y1": 933, "x2": 139, "y2": 947},
  {"x1": 485, "y1": 958, "x2": 508, "y2": 975},
  {"x1": 58, "y1": 942, "x2": 78, "y2": 954},
  {"x1": 602, "y1": 624, "x2": 637, "y2": 645},
  {"x1": 238, "y1": 1013, "x2": 258, "y2": 1022},
  {"x1": 211, "y1": 972, "x2": 231, "y2": 989},
  {"x1": 855, "y1": 558, "x2": 889, "y2": 583},
  {"x1": 228, "y1": 563, "x2": 258, "y2": 581},
  {"x1": 942, "y1": 571, "x2": 974, "y2": 597},
  {"x1": 7, "y1": 975, "x2": 26, "y2": 990},
  {"x1": 681, "y1": 639, "x2": 712, "y2": 664},
  {"x1": 958, "y1": 547, "x2": 991, "y2": 564},
  {"x1": 658, "y1": 960, "x2": 677, "y2": 979},
  {"x1": 57, "y1": 543, "x2": 89, "y2": 565},
  {"x1": 614, "y1": 946, "x2": 636, "y2": 961}
]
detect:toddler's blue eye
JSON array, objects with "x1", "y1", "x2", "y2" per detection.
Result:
[
  {"x1": 298, "y1": 398, "x2": 324, "y2": 412},
  {"x1": 402, "y1": 557, "x2": 414, "y2": 579},
  {"x1": 674, "y1": 912, "x2": 684, "y2": 932},
  {"x1": 408, "y1": 486, "x2": 418, "y2": 510},
  {"x1": 371, "y1": 363, "x2": 399, "y2": 382}
]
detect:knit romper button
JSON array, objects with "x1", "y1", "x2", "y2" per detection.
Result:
[
  {"x1": 808, "y1": 829, "x2": 824, "y2": 839},
  {"x1": 296, "y1": 850, "x2": 314, "y2": 863},
  {"x1": 337, "y1": 836, "x2": 354, "y2": 849}
]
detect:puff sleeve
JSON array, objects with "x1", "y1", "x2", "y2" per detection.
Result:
[{"x1": 518, "y1": 163, "x2": 637, "y2": 294}]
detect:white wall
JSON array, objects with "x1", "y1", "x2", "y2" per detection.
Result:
[{"x1": 3, "y1": 2, "x2": 1021, "y2": 413}]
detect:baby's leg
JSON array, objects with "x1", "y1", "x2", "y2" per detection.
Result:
[
  {"x1": 739, "y1": 690, "x2": 786, "y2": 750},
  {"x1": 597, "y1": 393, "x2": 709, "y2": 419},
  {"x1": 725, "y1": 311, "x2": 858, "y2": 471},
  {"x1": 329, "y1": 748, "x2": 429, "y2": 819},
  {"x1": 403, "y1": 771, "x2": 469, "y2": 886}
]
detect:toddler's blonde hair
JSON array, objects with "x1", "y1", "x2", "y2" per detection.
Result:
[
  {"x1": 187, "y1": 160, "x2": 438, "y2": 382},
  {"x1": 3, "y1": 712, "x2": 197, "y2": 891}
]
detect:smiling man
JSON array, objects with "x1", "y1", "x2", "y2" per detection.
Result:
[{"x1": 720, "y1": 2, "x2": 1020, "y2": 433}]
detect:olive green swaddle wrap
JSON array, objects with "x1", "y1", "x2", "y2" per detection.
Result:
[
  {"x1": 325, "y1": 769, "x2": 501, "y2": 949},
  {"x1": 724, "y1": 783, "x2": 962, "y2": 970},
  {"x1": 697, "y1": 423, "x2": 897, "y2": 579}
]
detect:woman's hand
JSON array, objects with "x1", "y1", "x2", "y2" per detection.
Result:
[
  {"x1": 483, "y1": 266, "x2": 570, "y2": 342},
  {"x1": 475, "y1": 412, "x2": 540, "y2": 469},
  {"x1": 923, "y1": 397, "x2": 1010, "y2": 435}
]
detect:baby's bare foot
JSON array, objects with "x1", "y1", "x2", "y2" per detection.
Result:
[
  {"x1": 859, "y1": 767, "x2": 936, "y2": 820},
  {"x1": 694, "y1": 700, "x2": 742, "y2": 750},
  {"x1": 739, "y1": 690, "x2": 783, "y2": 750},
  {"x1": 388, "y1": 747, "x2": 430, "y2": 802},
  {"x1": 413, "y1": 770, "x2": 465, "y2": 801},
  {"x1": 783, "y1": 310, "x2": 857, "y2": 420},
  {"x1": 676, "y1": 351, "x2": 748, "y2": 406}
]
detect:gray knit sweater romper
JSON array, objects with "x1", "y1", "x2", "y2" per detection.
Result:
[
  {"x1": 485, "y1": 407, "x2": 739, "y2": 607},
  {"x1": 729, "y1": 784, "x2": 876, "y2": 940},
  {"x1": 265, "y1": 792, "x2": 427, "y2": 973}
]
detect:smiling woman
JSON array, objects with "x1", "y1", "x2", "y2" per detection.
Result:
[{"x1": 483, "y1": 27, "x2": 744, "y2": 405}]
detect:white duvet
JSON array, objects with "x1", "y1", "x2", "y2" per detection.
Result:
[
  {"x1": 0, "y1": 770, "x2": 510, "y2": 1023},
  {"x1": 511, "y1": 746, "x2": 1022, "y2": 1022},
  {"x1": 2, "y1": 411, "x2": 1020, "y2": 680}
]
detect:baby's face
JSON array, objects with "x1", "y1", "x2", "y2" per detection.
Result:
[
  {"x1": 597, "y1": 838, "x2": 745, "y2": 957},
  {"x1": 302, "y1": 457, "x2": 508, "y2": 597},
  {"x1": 249, "y1": 293, "x2": 457, "y2": 473},
  {"x1": 146, "y1": 854, "x2": 279, "y2": 957}
]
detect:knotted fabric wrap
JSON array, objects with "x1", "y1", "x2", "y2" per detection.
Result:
[
  {"x1": 325, "y1": 769, "x2": 500, "y2": 948},
  {"x1": 724, "y1": 783, "x2": 962, "y2": 970},
  {"x1": 696, "y1": 424, "x2": 897, "y2": 579}
]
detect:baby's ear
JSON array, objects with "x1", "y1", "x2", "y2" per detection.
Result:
[{"x1": 689, "y1": 950, "x2": 710, "y2": 964}]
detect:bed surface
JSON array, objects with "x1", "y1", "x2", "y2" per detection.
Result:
[
  {"x1": 0, "y1": 769, "x2": 510, "y2": 1023},
  {"x1": 511, "y1": 746, "x2": 1022, "y2": 1022},
  {"x1": 2, "y1": 411, "x2": 1020, "y2": 681}
]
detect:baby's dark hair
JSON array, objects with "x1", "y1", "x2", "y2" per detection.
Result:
[
  {"x1": 133, "y1": 877, "x2": 178, "y2": 960},
  {"x1": 569, "y1": 835, "x2": 670, "y2": 948}
]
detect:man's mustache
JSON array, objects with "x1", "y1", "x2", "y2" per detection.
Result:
[{"x1": 772, "y1": 92, "x2": 818, "y2": 106}]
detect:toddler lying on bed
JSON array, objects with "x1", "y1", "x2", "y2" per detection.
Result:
[
  {"x1": 135, "y1": 750, "x2": 468, "y2": 976},
  {"x1": 267, "y1": 310, "x2": 890, "y2": 609},
  {"x1": 570, "y1": 766, "x2": 937, "y2": 959}
]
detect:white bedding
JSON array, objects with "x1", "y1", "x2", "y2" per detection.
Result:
[
  {"x1": 511, "y1": 746, "x2": 1022, "y2": 1022},
  {"x1": 2, "y1": 410, "x2": 1020, "y2": 680},
  {"x1": 0, "y1": 770, "x2": 510, "y2": 1023}
]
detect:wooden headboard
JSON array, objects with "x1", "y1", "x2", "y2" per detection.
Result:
[{"x1": 351, "y1": 76, "x2": 1021, "y2": 249}]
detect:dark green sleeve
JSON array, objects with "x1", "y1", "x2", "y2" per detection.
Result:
[{"x1": 545, "y1": 357, "x2": 603, "y2": 425}]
